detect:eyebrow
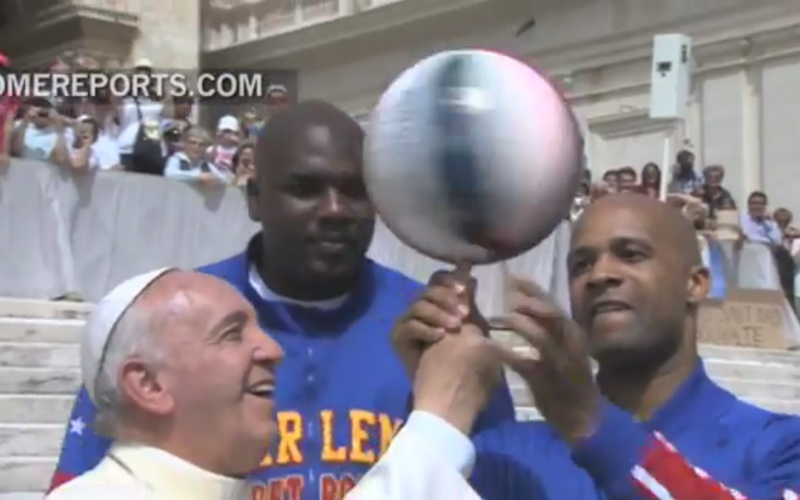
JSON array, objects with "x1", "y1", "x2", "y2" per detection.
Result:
[
  {"x1": 208, "y1": 310, "x2": 249, "y2": 339},
  {"x1": 568, "y1": 236, "x2": 654, "y2": 261}
]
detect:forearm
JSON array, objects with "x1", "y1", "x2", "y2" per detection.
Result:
[
  {"x1": 50, "y1": 133, "x2": 70, "y2": 166},
  {"x1": 573, "y1": 401, "x2": 798, "y2": 500}
]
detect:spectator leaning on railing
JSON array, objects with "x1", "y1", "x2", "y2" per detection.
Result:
[
  {"x1": 164, "y1": 126, "x2": 230, "y2": 185},
  {"x1": 69, "y1": 116, "x2": 121, "y2": 172},
  {"x1": 11, "y1": 97, "x2": 72, "y2": 168},
  {"x1": 616, "y1": 165, "x2": 638, "y2": 191},
  {"x1": 640, "y1": 162, "x2": 661, "y2": 198},
  {"x1": 740, "y1": 191, "x2": 796, "y2": 304},
  {"x1": 773, "y1": 208, "x2": 800, "y2": 315},
  {"x1": 668, "y1": 149, "x2": 704, "y2": 194},
  {"x1": 698, "y1": 164, "x2": 736, "y2": 215},
  {"x1": 207, "y1": 114, "x2": 240, "y2": 175},
  {"x1": 232, "y1": 141, "x2": 255, "y2": 187}
]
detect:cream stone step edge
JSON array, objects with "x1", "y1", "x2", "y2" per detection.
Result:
[
  {"x1": 0, "y1": 456, "x2": 55, "y2": 493},
  {"x1": 0, "y1": 318, "x2": 84, "y2": 343},
  {"x1": 0, "y1": 298, "x2": 91, "y2": 320},
  {"x1": 0, "y1": 423, "x2": 65, "y2": 457},
  {"x1": 508, "y1": 377, "x2": 800, "y2": 408},
  {"x1": 4, "y1": 358, "x2": 800, "y2": 398}
]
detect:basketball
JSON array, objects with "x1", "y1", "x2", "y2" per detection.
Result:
[{"x1": 364, "y1": 49, "x2": 584, "y2": 264}]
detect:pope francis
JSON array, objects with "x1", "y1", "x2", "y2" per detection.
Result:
[{"x1": 46, "y1": 268, "x2": 497, "y2": 500}]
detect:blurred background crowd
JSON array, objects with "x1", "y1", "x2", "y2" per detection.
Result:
[
  {"x1": 572, "y1": 149, "x2": 800, "y2": 312},
  {"x1": 0, "y1": 51, "x2": 288, "y2": 188}
]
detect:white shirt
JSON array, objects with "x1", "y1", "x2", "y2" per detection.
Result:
[
  {"x1": 791, "y1": 239, "x2": 800, "y2": 299},
  {"x1": 163, "y1": 152, "x2": 231, "y2": 183},
  {"x1": 19, "y1": 123, "x2": 73, "y2": 161},
  {"x1": 72, "y1": 135, "x2": 121, "y2": 170},
  {"x1": 116, "y1": 98, "x2": 164, "y2": 154},
  {"x1": 207, "y1": 144, "x2": 237, "y2": 174}
]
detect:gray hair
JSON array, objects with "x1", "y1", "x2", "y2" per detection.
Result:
[
  {"x1": 181, "y1": 125, "x2": 210, "y2": 144},
  {"x1": 92, "y1": 303, "x2": 165, "y2": 436}
]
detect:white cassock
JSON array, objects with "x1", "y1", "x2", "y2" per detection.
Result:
[
  {"x1": 45, "y1": 411, "x2": 480, "y2": 500},
  {"x1": 344, "y1": 411, "x2": 482, "y2": 500},
  {"x1": 44, "y1": 444, "x2": 251, "y2": 500}
]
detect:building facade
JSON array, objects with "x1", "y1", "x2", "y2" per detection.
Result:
[
  {"x1": 203, "y1": 0, "x2": 800, "y2": 216},
  {"x1": 0, "y1": 0, "x2": 199, "y2": 69},
  {"x1": 4, "y1": 0, "x2": 800, "y2": 214}
]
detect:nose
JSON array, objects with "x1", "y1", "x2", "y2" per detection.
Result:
[
  {"x1": 318, "y1": 187, "x2": 348, "y2": 218},
  {"x1": 253, "y1": 329, "x2": 284, "y2": 365},
  {"x1": 586, "y1": 254, "x2": 623, "y2": 291}
]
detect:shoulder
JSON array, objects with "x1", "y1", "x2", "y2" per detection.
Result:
[
  {"x1": 363, "y1": 259, "x2": 425, "y2": 316},
  {"x1": 164, "y1": 153, "x2": 182, "y2": 167},
  {"x1": 46, "y1": 462, "x2": 149, "y2": 500},
  {"x1": 368, "y1": 259, "x2": 423, "y2": 295},
  {"x1": 717, "y1": 396, "x2": 800, "y2": 468},
  {"x1": 196, "y1": 250, "x2": 248, "y2": 285},
  {"x1": 742, "y1": 405, "x2": 800, "y2": 460}
]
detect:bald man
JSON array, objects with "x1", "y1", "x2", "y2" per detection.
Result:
[
  {"x1": 47, "y1": 269, "x2": 284, "y2": 500},
  {"x1": 395, "y1": 193, "x2": 800, "y2": 500},
  {"x1": 52, "y1": 100, "x2": 515, "y2": 497}
]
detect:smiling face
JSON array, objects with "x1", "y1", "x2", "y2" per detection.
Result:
[
  {"x1": 120, "y1": 272, "x2": 284, "y2": 475},
  {"x1": 567, "y1": 194, "x2": 709, "y2": 370},
  {"x1": 251, "y1": 113, "x2": 374, "y2": 294}
]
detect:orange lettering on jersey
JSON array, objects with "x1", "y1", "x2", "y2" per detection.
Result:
[
  {"x1": 283, "y1": 474, "x2": 304, "y2": 500},
  {"x1": 277, "y1": 411, "x2": 304, "y2": 465},
  {"x1": 378, "y1": 413, "x2": 403, "y2": 455},
  {"x1": 349, "y1": 410, "x2": 376, "y2": 464},
  {"x1": 320, "y1": 410, "x2": 347, "y2": 462},
  {"x1": 251, "y1": 484, "x2": 267, "y2": 500},
  {"x1": 267, "y1": 478, "x2": 283, "y2": 500},
  {"x1": 339, "y1": 474, "x2": 357, "y2": 496},
  {"x1": 320, "y1": 473, "x2": 340, "y2": 500},
  {"x1": 260, "y1": 448, "x2": 273, "y2": 467}
]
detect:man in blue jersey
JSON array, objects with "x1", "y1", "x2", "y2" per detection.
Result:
[
  {"x1": 50, "y1": 100, "x2": 515, "y2": 498},
  {"x1": 396, "y1": 193, "x2": 800, "y2": 500}
]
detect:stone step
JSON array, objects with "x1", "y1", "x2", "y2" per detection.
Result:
[
  {"x1": 0, "y1": 367, "x2": 80, "y2": 394},
  {"x1": 0, "y1": 395, "x2": 75, "y2": 424},
  {"x1": 513, "y1": 397, "x2": 800, "y2": 420},
  {"x1": 0, "y1": 456, "x2": 55, "y2": 493},
  {"x1": 704, "y1": 358, "x2": 800, "y2": 383},
  {"x1": 0, "y1": 298, "x2": 91, "y2": 321},
  {"x1": 0, "y1": 424, "x2": 65, "y2": 457},
  {"x1": 0, "y1": 318, "x2": 83, "y2": 343},
  {"x1": 0, "y1": 343, "x2": 79, "y2": 369},
  {"x1": 492, "y1": 330, "x2": 800, "y2": 363},
  {"x1": 699, "y1": 344, "x2": 800, "y2": 364},
  {"x1": 509, "y1": 378, "x2": 800, "y2": 415}
]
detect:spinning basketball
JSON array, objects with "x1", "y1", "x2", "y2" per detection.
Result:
[{"x1": 364, "y1": 49, "x2": 583, "y2": 264}]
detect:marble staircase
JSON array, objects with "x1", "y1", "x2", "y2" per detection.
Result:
[
  {"x1": 0, "y1": 299, "x2": 91, "y2": 500},
  {"x1": 1, "y1": 299, "x2": 799, "y2": 499}
]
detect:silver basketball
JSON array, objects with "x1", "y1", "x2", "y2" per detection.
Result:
[{"x1": 364, "y1": 50, "x2": 583, "y2": 264}]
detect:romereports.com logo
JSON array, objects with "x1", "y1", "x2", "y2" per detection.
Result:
[{"x1": 0, "y1": 70, "x2": 270, "y2": 101}]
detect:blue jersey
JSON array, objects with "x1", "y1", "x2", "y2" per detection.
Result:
[
  {"x1": 51, "y1": 239, "x2": 516, "y2": 499},
  {"x1": 470, "y1": 363, "x2": 800, "y2": 500}
]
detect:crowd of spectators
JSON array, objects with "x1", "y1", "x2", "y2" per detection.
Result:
[
  {"x1": 572, "y1": 149, "x2": 800, "y2": 312},
  {"x1": 2, "y1": 51, "x2": 799, "y2": 312},
  {"x1": 0, "y1": 51, "x2": 279, "y2": 188}
]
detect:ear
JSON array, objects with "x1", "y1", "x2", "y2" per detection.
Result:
[
  {"x1": 686, "y1": 265, "x2": 710, "y2": 306},
  {"x1": 118, "y1": 359, "x2": 174, "y2": 416},
  {"x1": 246, "y1": 178, "x2": 260, "y2": 222}
]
